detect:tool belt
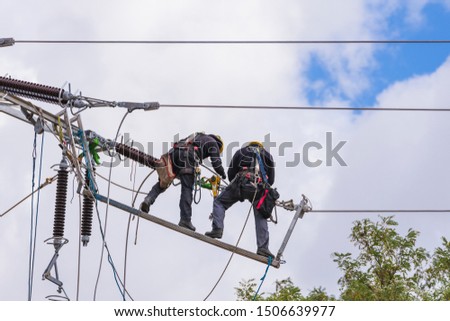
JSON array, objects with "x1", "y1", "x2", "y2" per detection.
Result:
[
  {"x1": 156, "y1": 152, "x2": 176, "y2": 189},
  {"x1": 238, "y1": 169, "x2": 262, "y2": 185},
  {"x1": 157, "y1": 146, "x2": 200, "y2": 188},
  {"x1": 238, "y1": 169, "x2": 279, "y2": 219}
]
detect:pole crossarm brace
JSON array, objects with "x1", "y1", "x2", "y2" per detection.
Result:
[
  {"x1": 0, "y1": 90, "x2": 79, "y2": 133},
  {"x1": 93, "y1": 193, "x2": 281, "y2": 268},
  {"x1": 1, "y1": 91, "x2": 121, "y2": 151},
  {"x1": 0, "y1": 76, "x2": 159, "y2": 112},
  {"x1": 275, "y1": 195, "x2": 311, "y2": 262}
]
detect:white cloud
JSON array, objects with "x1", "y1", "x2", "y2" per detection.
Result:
[
  {"x1": 1, "y1": 0, "x2": 450, "y2": 301},
  {"x1": 376, "y1": 56, "x2": 450, "y2": 106}
]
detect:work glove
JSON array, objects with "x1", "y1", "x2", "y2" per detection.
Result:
[{"x1": 221, "y1": 173, "x2": 227, "y2": 180}]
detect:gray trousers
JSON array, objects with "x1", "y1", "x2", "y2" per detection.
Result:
[
  {"x1": 211, "y1": 178, "x2": 270, "y2": 250},
  {"x1": 146, "y1": 174, "x2": 195, "y2": 221}
]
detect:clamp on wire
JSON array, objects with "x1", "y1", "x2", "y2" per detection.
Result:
[
  {"x1": 300, "y1": 194, "x2": 313, "y2": 212},
  {"x1": 276, "y1": 199, "x2": 296, "y2": 211},
  {"x1": 0, "y1": 38, "x2": 15, "y2": 47},
  {"x1": 57, "y1": 81, "x2": 69, "y2": 108},
  {"x1": 276, "y1": 195, "x2": 312, "y2": 213},
  {"x1": 57, "y1": 82, "x2": 89, "y2": 115}
]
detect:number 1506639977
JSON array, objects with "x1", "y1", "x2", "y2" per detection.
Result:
[{"x1": 256, "y1": 305, "x2": 335, "y2": 317}]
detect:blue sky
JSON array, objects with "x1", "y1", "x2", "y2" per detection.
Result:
[
  {"x1": 2, "y1": 0, "x2": 450, "y2": 303},
  {"x1": 306, "y1": 2, "x2": 450, "y2": 107}
]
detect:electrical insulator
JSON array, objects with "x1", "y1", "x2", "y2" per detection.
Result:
[
  {"x1": 0, "y1": 75, "x2": 70, "y2": 105},
  {"x1": 81, "y1": 169, "x2": 94, "y2": 246},
  {"x1": 115, "y1": 143, "x2": 162, "y2": 168},
  {"x1": 52, "y1": 157, "x2": 69, "y2": 246}
]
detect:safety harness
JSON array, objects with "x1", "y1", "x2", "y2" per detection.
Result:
[
  {"x1": 245, "y1": 146, "x2": 279, "y2": 220},
  {"x1": 173, "y1": 132, "x2": 203, "y2": 174},
  {"x1": 239, "y1": 146, "x2": 266, "y2": 187},
  {"x1": 156, "y1": 133, "x2": 202, "y2": 189}
]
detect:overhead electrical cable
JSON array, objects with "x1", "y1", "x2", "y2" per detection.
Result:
[
  {"x1": 95, "y1": 172, "x2": 147, "y2": 195},
  {"x1": 160, "y1": 104, "x2": 450, "y2": 112},
  {"x1": 27, "y1": 131, "x2": 45, "y2": 301},
  {"x1": 123, "y1": 159, "x2": 138, "y2": 299},
  {"x1": 311, "y1": 209, "x2": 450, "y2": 213},
  {"x1": 28, "y1": 133, "x2": 38, "y2": 301},
  {"x1": 76, "y1": 195, "x2": 82, "y2": 301},
  {"x1": 93, "y1": 110, "x2": 131, "y2": 301},
  {"x1": 203, "y1": 186, "x2": 259, "y2": 301},
  {"x1": 8, "y1": 39, "x2": 450, "y2": 45},
  {"x1": 3, "y1": 75, "x2": 450, "y2": 113}
]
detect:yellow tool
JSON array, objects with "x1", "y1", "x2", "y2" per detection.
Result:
[
  {"x1": 210, "y1": 175, "x2": 221, "y2": 198},
  {"x1": 200, "y1": 175, "x2": 221, "y2": 198}
]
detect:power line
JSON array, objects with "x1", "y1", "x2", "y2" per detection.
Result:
[
  {"x1": 3, "y1": 75, "x2": 450, "y2": 113},
  {"x1": 161, "y1": 104, "x2": 450, "y2": 112},
  {"x1": 10, "y1": 39, "x2": 450, "y2": 45},
  {"x1": 311, "y1": 210, "x2": 450, "y2": 213}
]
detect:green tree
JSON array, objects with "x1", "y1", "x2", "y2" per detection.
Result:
[
  {"x1": 333, "y1": 216, "x2": 430, "y2": 300},
  {"x1": 235, "y1": 216, "x2": 449, "y2": 301},
  {"x1": 424, "y1": 237, "x2": 450, "y2": 300},
  {"x1": 235, "y1": 278, "x2": 334, "y2": 301}
]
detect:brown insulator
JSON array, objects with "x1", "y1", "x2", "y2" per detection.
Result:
[
  {"x1": 53, "y1": 164, "x2": 68, "y2": 239},
  {"x1": 81, "y1": 170, "x2": 94, "y2": 246},
  {"x1": 115, "y1": 143, "x2": 163, "y2": 168},
  {"x1": 0, "y1": 76, "x2": 68, "y2": 104}
]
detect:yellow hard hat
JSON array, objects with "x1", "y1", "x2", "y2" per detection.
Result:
[
  {"x1": 210, "y1": 134, "x2": 224, "y2": 153},
  {"x1": 248, "y1": 141, "x2": 263, "y2": 148}
]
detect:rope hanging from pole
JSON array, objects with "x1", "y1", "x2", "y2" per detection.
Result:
[
  {"x1": 28, "y1": 131, "x2": 45, "y2": 301},
  {"x1": 253, "y1": 256, "x2": 273, "y2": 301}
]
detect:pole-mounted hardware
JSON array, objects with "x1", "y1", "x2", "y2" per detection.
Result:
[
  {"x1": 0, "y1": 75, "x2": 159, "y2": 111},
  {"x1": 0, "y1": 38, "x2": 15, "y2": 47}
]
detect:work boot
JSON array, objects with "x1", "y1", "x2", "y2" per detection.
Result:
[
  {"x1": 178, "y1": 219, "x2": 196, "y2": 231},
  {"x1": 205, "y1": 228, "x2": 223, "y2": 239},
  {"x1": 257, "y1": 247, "x2": 274, "y2": 259}
]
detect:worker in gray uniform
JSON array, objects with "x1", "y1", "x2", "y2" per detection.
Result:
[
  {"x1": 205, "y1": 141, "x2": 275, "y2": 258},
  {"x1": 140, "y1": 133, "x2": 226, "y2": 231}
]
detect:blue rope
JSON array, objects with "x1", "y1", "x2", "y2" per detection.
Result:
[
  {"x1": 94, "y1": 199, "x2": 127, "y2": 300},
  {"x1": 28, "y1": 133, "x2": 37, "y2": 301},
  {"x1": 254, "y1": 148, "x2": 269, "y2": 185},
  {"x1": 78, "y1": 130, "x2": 126, "y2": 300},
  {"x1": 28, "y1": 132, "x2": 45, "y2": 300},
  {"x1": 252, "y1": 256, "x2": 273, "y2": 301}
]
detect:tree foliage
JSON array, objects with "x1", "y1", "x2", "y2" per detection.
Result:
[
  {"x1": 235, "y1": 278, "x2": 334, "y2": 301},
  {"x1": 424, "y1": 237, "x2": 450, "y2": 300},
  {"x1": 333, "y1": 216, "x2": 449, "y2": 300},
  {"x1": 235, "y1": 216, "x2": 449, "y2": 301}
]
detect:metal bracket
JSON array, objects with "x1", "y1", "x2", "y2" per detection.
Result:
[
  {"x1": 117, "y1": 101, "x2": 160, "y2": 112},
  {"x1": 42, "y1": 238, "x2": 68, "y2": 293},
  {"x1": 275, "y1": 195, "x2": 311, "y2": 262},
  {"x1": 276, "y1": 199, "x2": 296, "y2": 211},
  {"x1": 0, "y1": 38, "x2": 15, "y2": 47},
  {"x1": 93, "y1": 192, "x2": 282, "y2": 268},
  {"x1": 55, "y1": 110, "x2": 85, "y2": 188},
  {"x1": 76, "y1": 116, "x2": 98, "y2": 192}
]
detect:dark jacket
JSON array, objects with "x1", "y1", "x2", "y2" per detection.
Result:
[
  {"x1": 227, "y1": 145, "x2": 275, "y2": 185},
  {"x1": 193, "y1": 133, "x2": 225, "y2": 177},
  {"x1": 172, "y1": 133, "x2": 225, "y2": 177}
]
